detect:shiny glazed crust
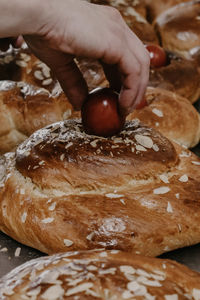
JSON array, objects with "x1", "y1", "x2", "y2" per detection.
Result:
[
  {"x1": 0, "y1": 80, "x2": 199, "y2": 155},
  {"x1": 0, "y1": 81, "x2": 78, "y2": 154},
  {"x1": 90, "y1": 0, "x2": 158, "y2": 45},
  {"x1": 145, "y1": 0, "x2": 192, "y2": 21},
  {"x1": 127, "y1": 87, "x2": 200, "y2": 148},
  {"x1": 148, "y1": 52, "x2": 200, "y2": 104},
  {"x1": 0, "y1": 119, "x2": 200, "y2": 256},
  {"x1": 1, "y1": 249, "x2": 200, "y2": 299},
  {"x1": 154, "y1": 0, "x2": 200, "y2": 58}
]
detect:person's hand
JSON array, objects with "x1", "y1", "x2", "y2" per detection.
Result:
[{"x1": 24, "y1": 0, "x2": 150, "y2": 115}]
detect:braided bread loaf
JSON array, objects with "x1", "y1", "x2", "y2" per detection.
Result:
[
  {"x1": 0, "y1": 81, "x2": 77, "y2": 154},
  {"x1": 154, "y1": 0, "x2": 200, "y2": 59},
  {"x1": 90, "y1": 0, "x2": 158, "y2": 45},
  {"x1": 0, "y1": 119, "x2": 200, "y2": 256},
  {"x1": 0, "y1": 81, "x2": 199, "y2": 155},
  {"x1": 1, "y1": 249, "x2": 200, "y2": 299},
  {"x1": 145, "y1": 0, "x2": 193, "y2": 21},
  {"x1": 127, "y1": 87, "x2": 200, "y2": 148},
  {"x1": 148, "y1": 51, "x2": 200, "y2": 103}
]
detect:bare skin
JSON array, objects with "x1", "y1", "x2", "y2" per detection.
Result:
[{"x1": 0, "y1": 0, "x2": 150, "y2": 115}]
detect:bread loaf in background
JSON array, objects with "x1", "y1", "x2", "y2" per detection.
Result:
[
  {"x1": 1, "y1": 249, "x2": 200, "y2": 299},
  {"x1": 128, "y1": 87, "x2": 200, "y2": 148}
]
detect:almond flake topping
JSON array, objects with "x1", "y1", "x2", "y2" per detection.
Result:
[
  {"x1": 179, "y1": 151, "x2": 191, "y2": 158},
  {"x1": 192, "y1": 288, "x2": 200, "y2": 300},
  {"x1": 65, "y1": 283, "x2": 94, "y2": 296},
  {"x1": 49, "y1": 202, "x2": 56, "y2": 211},
  {"x1": 64, "y1": 239, "x2": 73, "y2": 247},
  {"x1": 105, "y1": 193, "x2": 124, "y2": 198},
  {"x1": 34, "y1": 70, "x2": 44, "y2": 81},
  {"x1": 16, "y1": 60, "x2": 27, "y2": 68},
  {"x1": 153, "y1": 144, "x2": 159, "y2": 152},
  {"x1": 90, "y1": 140, "x2": 98, "y2": 148},
  {"x1": 127, "y1": 281, "x2": 147, "y2": 296},
  {"x1": 99, "y1": 251, "x2": 108, "y2": 257},
  {"x1": 136, "y1": 145, "x2": 147, "y2": 152},
  {"x1": 42, "y1": 78, "x2": 53, "y2": 86},
  {"x1": 126, "y1": 7, "x2": 147, "y2": 23},
  {"x1": 86, "y1": 232, "x2": 95, "y2": 241},
  {"x1": 159, "y1": 174, "x2": 169, "y2": 184},
  {"x1": 120, "y1": 265, "x2": 135, "y2": 274},
  {"x1": 135, "y1": 134, "x2": 153, "y2": 149},
  {"x1": 179, "y1": 174, "x2": 188, "y2": 182},
  {"x1": 20, "y1": 188, "x2": 25, "y2": 195},
  {"x1": 42, "y1": 217, "x2": 54, "y2": 224},
  {"x1": 41, "y1": 285, "x2": 64, "y2": 299},
  {"x1": 165, "y1": 295, "x2": 178, "y2": 300},
  {"x1": 152, "y1": 108, "x2": 163, "y2": 117},
  {"x1": 153, "y1": 186, "x2": 170, "y2": 195},
  {"x1": 137, "y1": 276, "x2": 162, "y2": 287},
  {"x1": 21, "y1": 212, "x2": 27, "y2": 223},
  {"x1": 122, "y1": 290, "x2": 133, "y2": 299},
  {"x1": 120, "y1": 199, "x2": 126, "y2": 205},
  {"x1": 65, "y1": 142, "x2": 73, "y2": 149},
  {"x1": 60, "y1": 154, "x2": 65, "y2": 161},
  {"x1": 63, "y1": 109, "x2": 72, "y2": 119},
  {"x1": 192, "y1": 161, "x2": 200, "y2": 166},
  {"x1": 167, "y1": 202, "x2": 173, "y2": 213}
]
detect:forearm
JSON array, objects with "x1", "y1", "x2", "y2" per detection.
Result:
[{"x1": 0, "y1": 0, "x2": 44, "y2": 37}]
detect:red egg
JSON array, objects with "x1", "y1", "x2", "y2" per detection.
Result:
[
  {"x1": 81, "y1": 88, "x2": 125, "y2": 137},
  {"x1": 146, "y1": 44, "x2": 167, "y2": 68},
  {"x1": 135, "y1": 96, "x2": 148, "y2": 110}
]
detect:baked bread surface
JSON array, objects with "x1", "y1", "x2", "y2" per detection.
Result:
[
  {"x1": 148, "y1": 52, "x2": 200, "y2": 103},
  {"x1": 0, "y1": 119, "x2": 200, "y2": 256},
  {"x1": 1, "y1": 249, "x2": 200, "y2": 299},
  {"x1": 90, "y1": 0, "x2": 158, "y2": 45},
  {"x1": 145, "y1": 0, "x2": 193, "y2": 21},
  {"x1": 0, "y1": 81, "x2": 75, "y2": 154},
  {"x1": 127, "y1": 87, "x2": 200, "y2": 148},
  {"x1": 154, "y1": 0, "x2": 200, "y2": 58}
]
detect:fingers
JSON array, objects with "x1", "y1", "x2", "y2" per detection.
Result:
[
  {"x1": 25, "y1": 1, "x2": 150, "y2": 115},
  {"x1": 48, "y1": 54, "x2": 88, "y2": 110},
  {"x1": 100, "y1": 62, "x2": 121, "y2": 93},
  {"x1": 98, "y1": 11, "x2": 150, "y2": 116},
  {"x1": 125, "y1": 28, "x2": 150, "y2": 111},
  {"x1": 101, "y1": 36, "x2": 150, "y2": 116}
]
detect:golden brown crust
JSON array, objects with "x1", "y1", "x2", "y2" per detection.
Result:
[
  {"x1": 1, "y1": 249, "x2": 200, "y2": 299},
  {"x1": 145, "y1": 0, "x2": 192, "y2": 21},
  {"x1": 127, "y1": 87, "x2": 200, "y2": 148},
  {"x1": 91, "y1": 0, "x2": 147, "y2": 18},
  {"x1": 0, "y1": 46, "x2": 61, "y2": 94},
  {"x1": 154, "y1": 0, "x2": 200, "y2": 58},
  {"x1": 91, "y1": 0, "x2": 158, "y2": 45},
  {"x1": 0, "y1": 119, "x2": 200, "y2": 257},
  {"x1": 0, "y1": 81, "x2": 78, "y2": 154},
  {"x1": 148, "y1": 52, "x2": 200, "y2": 103},
  {"x1": 76, "y1": 58, "x2": 108, "y2": 91}
]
